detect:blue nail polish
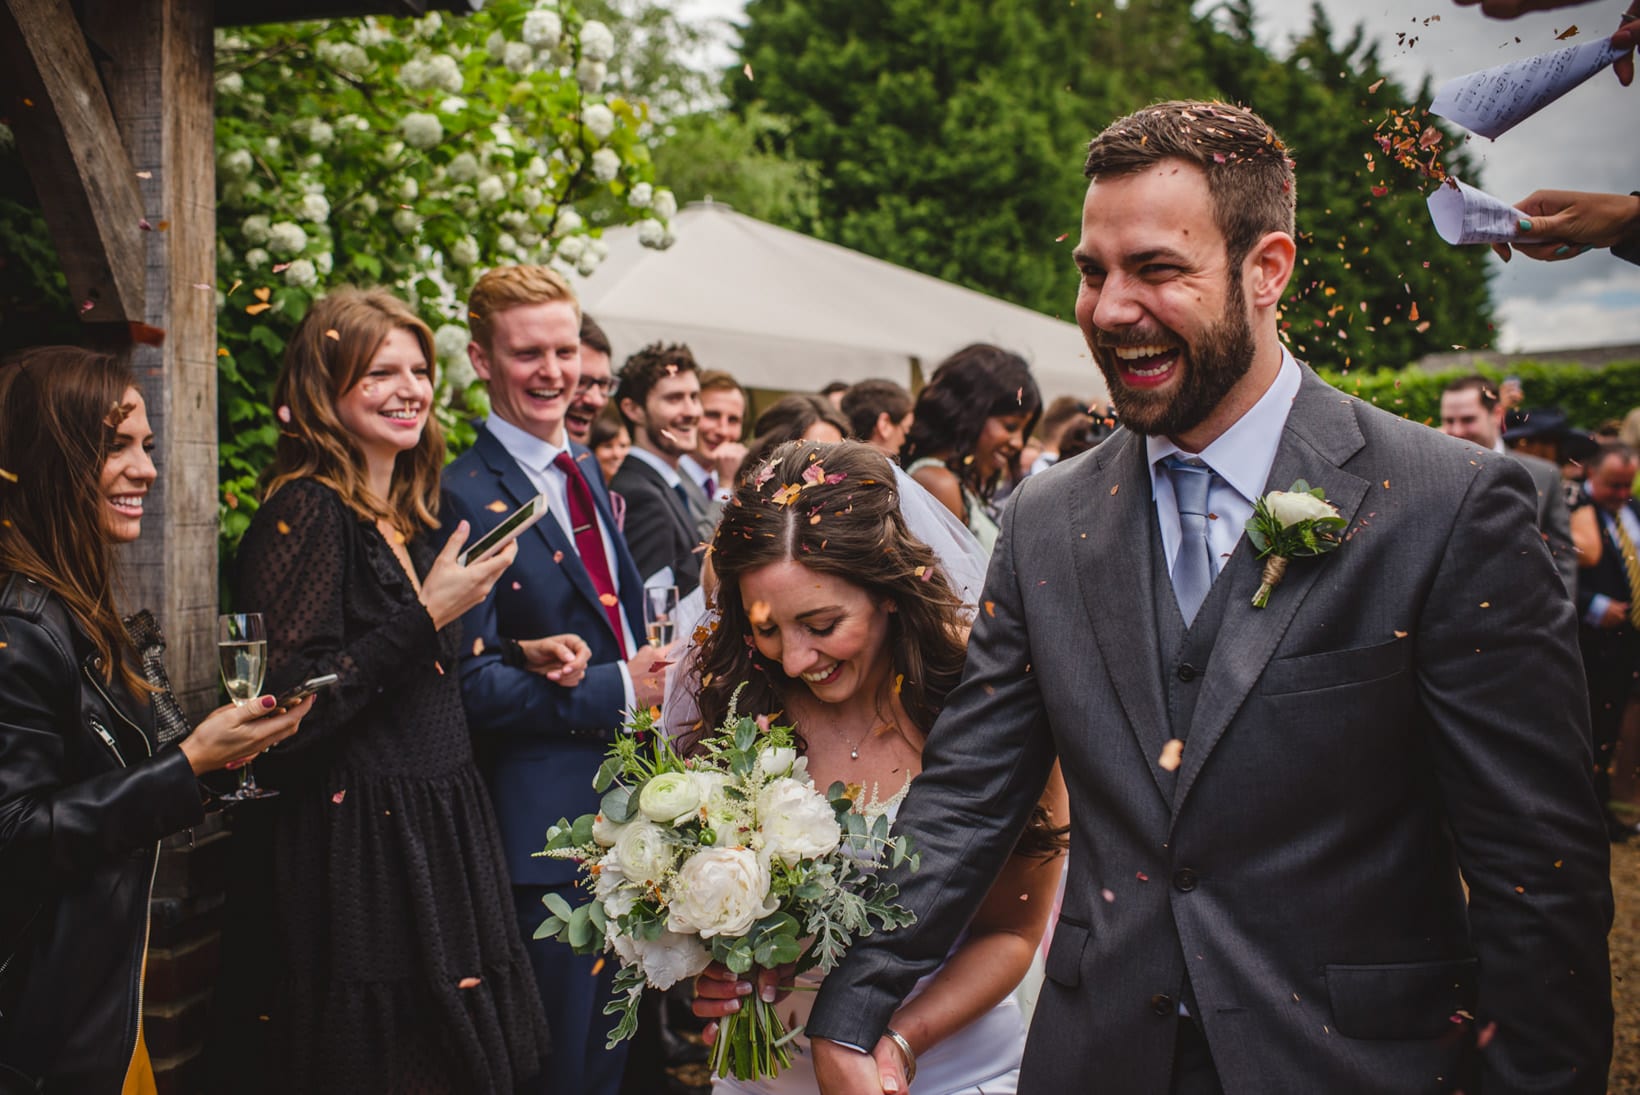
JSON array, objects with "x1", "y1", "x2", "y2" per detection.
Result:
[
  {"x1": 1518, "y1": 219, "x2": 1533, "y2": 231},
  {"x1": 1554, "y1": 245, "x2": 1571, "y2": 256}
]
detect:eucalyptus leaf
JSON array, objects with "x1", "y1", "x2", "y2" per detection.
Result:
[
  {"x1": 542, "y1": 891, "x2": 574, "y2": 921},
  {"x1": 602, "y1": 784, "x2": 636, "y2": 823}
]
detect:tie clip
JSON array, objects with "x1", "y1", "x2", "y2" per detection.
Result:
[{"x1": 572, "y1": 522, "x2": 593, "y2": 535}]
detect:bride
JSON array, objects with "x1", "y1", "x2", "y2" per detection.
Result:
[{"x1": 676, "y1": 439, "x2": 1067, "y2": 1095}]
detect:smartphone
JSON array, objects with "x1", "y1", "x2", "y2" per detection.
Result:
[
  {"x1": 277, "y1": 673, "x2": 339, "y2": 707},
  {"x1": 459, "y1": 493, "x2": 547, "y2": 566}
]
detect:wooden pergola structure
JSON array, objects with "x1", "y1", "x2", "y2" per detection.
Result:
[{"x1": 0, "y1": 2, "x2": 474, "y2": 1087}]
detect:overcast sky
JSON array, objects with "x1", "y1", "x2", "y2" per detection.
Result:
[{"x1": 676, "y1": 0, "x2": 1638, "y2": 352}]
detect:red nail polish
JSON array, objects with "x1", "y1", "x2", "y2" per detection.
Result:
[{"x1": 261, "y1": 695, "x2": 277, "y2": 709}]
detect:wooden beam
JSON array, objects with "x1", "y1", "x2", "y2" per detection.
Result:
[{"x1": 0, "y1": 0, "x2": 147, "y2": 324}]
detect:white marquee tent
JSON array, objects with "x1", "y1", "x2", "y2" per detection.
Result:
[{"x1": 567, "y1": 200, "x2": 1106, "y2": 403}]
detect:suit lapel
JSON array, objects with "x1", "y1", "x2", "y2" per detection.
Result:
[
  {"x1": 1072, "y1": 429, "x2": 1174, "y2": 804},
  {"x1": 1171, "y1": 370, "x2": 1371, "y2": 813}
]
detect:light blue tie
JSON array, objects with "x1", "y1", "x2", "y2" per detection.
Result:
[{"x1": 1164, "y1": 455, "x2": 1217, "y2": 625}]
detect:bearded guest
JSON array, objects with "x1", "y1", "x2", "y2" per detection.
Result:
[
  {"x1": 678, "y1": 369, "x2": 747, "y2": 537},
  {"x1": 807, "y1": 100, "x2": 1611, "y2": 1095},
  {"x1": 563, "y1": 312, "x2": 615, "y2": 447},
  {"x1": 609, "y1": 343, "x2": 706, "y2": 595}
]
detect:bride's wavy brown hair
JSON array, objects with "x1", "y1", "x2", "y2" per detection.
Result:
[
  {"x1": 262, "y1": 287, "x2": 443, "y2": 535},
  {"x1": 692, "y1": 440, "x2": 1065, "y2": 858}
]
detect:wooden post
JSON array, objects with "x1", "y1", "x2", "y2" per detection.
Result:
[{"x1": 82, "y1": 0, "x2": 219, "y2": 718}]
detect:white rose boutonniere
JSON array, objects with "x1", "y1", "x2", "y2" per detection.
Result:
[{"x1": 1245, "y1": 480, "x2": 1346, "y2": 608}]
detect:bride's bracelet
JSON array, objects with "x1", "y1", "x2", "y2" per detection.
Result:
[{"x1": 883, "y1": 1027, "x2": 917, "y2": 1086}]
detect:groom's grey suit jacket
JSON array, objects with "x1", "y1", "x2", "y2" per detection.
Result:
[{"x1": 807, "y1": 368, "x2": 1613, "y2": 1093}]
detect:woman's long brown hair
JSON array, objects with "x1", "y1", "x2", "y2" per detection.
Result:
[
  {"x1": 0, "y1": 347, "x2": 149, "y2": 696},
  {"x1": 693, "y1": 439, "x2": 1065, "y2": 858},
  {"x1": 262, "y1": 287, "x2": 444, "y2": 534}
]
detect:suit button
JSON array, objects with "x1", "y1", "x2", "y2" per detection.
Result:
[
  {"x1": 1150, "y1": 993, "x2": 1174, "y2": 1016},
  {"x1": 1173, "y1": 868, "x2": 1198, "y2": 892},
  {"x1": 1176, "y1": 662, "x2": 1198, "y2": 682}
]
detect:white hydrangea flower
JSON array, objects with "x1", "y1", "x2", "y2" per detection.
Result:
[
  {"x1": 499, "y1": 211, "x2": 529, "y2": 232},
  {"x1": 636, "y1": 218, "x2": 666, "y2": 248},
  {"x1": 503, "y1": 41, "x2": 535, "y2": 74},
  {"x1": 555, "y1": 207, "x2": 584, "y2": 234},
  {"x1": 316, "y1": 40, "x2": 369, "y2": 75},
  {"x1": 381, "y1": 139, "x2": 406, "y2": 163},
  {"x1": 356, "y1": 194, "x2": 379, "y2": 216},
  {"x1": 427, "y1": 54, "x2": 463, "y2": 93},
  {"x1": 439, "y1": 96, "x2": 468, "y2": 115},
  {"x1": 440, "y1": 349, "x2": 476, "y2": 394},
  {"x1": 629, "y1": 182, "x2": 653, "y2": 208},
  {"x1": 517, "y1": 229, "x2": 541, "y2": 248},
  {"x1": 299, "y1": 194, "x2": 330, "y2": 223},
  {"x1": 519, "y1": 187, "x2": 543, "y2": 211},
  {"x1": 219, "y1": 148, "x2": 254, "y2": 181},
  {"x1": 267, "y1": 221, "x2": 307, "y2": 257},
  {"x1": 497, "y1": 231, "x2": 519, "y2": 254},
  {"x1": 525, "y1": 156, "x2": 549, "y2": 182},
  {"x1": 521, "y1": 10, "x2": 562, "y2": 48},
  {"x1": 450, "y1": 236, "x2": 480, "y2": 267},
  {"x1": 315, "y1": 251, "x2": 333, "y2": 275},
  {"x1": 244, "y1": 247, "x2": 269, "y2": 269},
  {"x1": 305, "y1": 120, "x2": 334, "y2": 147},
  {"x1": 239, "y1": 180, "x2": 264, "y2": 201},
  {"x1": 576, "y1": 59, "x2": 607, "y2": 93},
  {"x1": 576, "y1": 250, "x2": 602, "y2": 276},
  {"x1": 392, "y1": 208, "x2": 421, "y2": 234},
  {"x1": 416, "y1": 12, "x2": 442, "y2": 36},
  {"x1": 283, "y1": 259, "x2": 318, "y2": 288},
  {"x1": 652, "y1": 188, "x2": 678, "y2": 220},
  {"x1": 590, "y1": 148, "x2": 620, "y2": 183},
  {"x1": 447, "y1": 152, "x2": 480, "y2": 183},
  {"x1": 300, "y1": 152, "x2": 324, "y2": 170},
  {"x1": 336, "y1": 114, "x2": 367, "y2": 133},
  {"x1": 578, "y1": 20, "x2": 615, "y2": 62},
  {"x1": 434, "y1": 323, "x2": 470, "y2": 366},
  {"x1": 555, "y1": 234, "x2": 588, "y2": 261},
  {"x1": 399, "y1": 177, "x2": 419, "y2": 202},
  {"x1": 353, "y1": 20, "x2": 390, "y2": 47},
  {"x1": 582, "y1": 104, "x2": 615, "y2": 142},
  {"x1": 400, "y1": 112, "x2": 443, "y2": 150},
  {"x1": 261, "y1": 136, "x2": 281, "y2": 157},
  {"x1": 477, "y1": 175, "x2": 507, "y2": 205},
  {"x1": 400, "y1": 57, "x2": 429, "y2": 88},
  {"x1": 216, "y1": 72, "x2": 244, "y2": 96}
]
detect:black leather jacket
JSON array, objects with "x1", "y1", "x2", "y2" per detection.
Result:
[{"x1": 0, "y1": 574, "x2": 204, "y2": 1093}]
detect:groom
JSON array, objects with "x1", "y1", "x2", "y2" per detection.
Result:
[{"x1": 807, "y1": 101, "x2": 1613, "y2": 1093}]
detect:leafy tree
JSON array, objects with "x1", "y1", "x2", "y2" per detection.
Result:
[{"x1": 213, "y1": 0, "x2": 677, "y2": 550}]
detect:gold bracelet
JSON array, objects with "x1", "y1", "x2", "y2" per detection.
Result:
[{"x1": 883, "y1": 1027, "x2": 917, "y2": 1086}]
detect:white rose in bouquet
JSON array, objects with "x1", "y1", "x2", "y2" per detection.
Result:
[
  {"x1": 668, "y1": 847, "x2": 778, "y2": 939},
  {"x1": 754, "y1": 746, "x2": 798, "y2": 779},
  {"x1": 612, "y1": 930, "x2": 711, "y2": 990},
  {"x1": 1265, "y1": 490, "x2": 1339, "y2": 528},
  {"x1": 757, "y1": 778, "x2": 842, "y2": 867},
  {"x1": 639, "y1": 772, "x2": 701, "y2": 824},
  {"x1": 615, "y1": 820, "x2": 677, "y2": 885}
]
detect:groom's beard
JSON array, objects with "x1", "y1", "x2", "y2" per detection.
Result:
[{"x1": 1093, "y1": 276, "x2": 1256, "y2": 439}]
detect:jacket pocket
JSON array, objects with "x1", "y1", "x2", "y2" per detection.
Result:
[
  {"x1": 1325, "y1": 957, "x2": 1477, "y2": 1040},
  {"x1": 1259, "y1": 637, "x2": 1409, "y2": 696},
  {"x1": 1043, "y1": 916, "x2": 1090, "y2": 989}
]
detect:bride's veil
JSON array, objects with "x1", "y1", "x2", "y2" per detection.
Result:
[{"x1": 659, "y1": 462, "x2": 989, "y2": 739}]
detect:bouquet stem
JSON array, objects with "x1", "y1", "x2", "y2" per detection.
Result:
[
  {"x1": 709, "y1": 995, "x2": 795, "y2": 1081},
  {"x1": 1252, "y1": 555, "x2": 1289, "y2": 609}
]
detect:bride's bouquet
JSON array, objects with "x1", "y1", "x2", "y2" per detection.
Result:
[{"x1": 536, "y1": 700, "x2": 919, "y2": 1081}]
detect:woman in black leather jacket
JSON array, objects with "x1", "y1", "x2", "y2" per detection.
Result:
[{"x1": 0, "y1": 347, "x2": 309, "y2": 1094}]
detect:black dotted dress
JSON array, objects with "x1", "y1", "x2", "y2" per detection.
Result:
[{"x1": 235, "y1": 479, "x2": 551, "y2": 1095}]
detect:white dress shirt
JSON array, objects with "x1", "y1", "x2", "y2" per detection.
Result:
[
  {"x1": 485, "y1": 415, "x2": 638, "y2": 699},
  {"x1": 1585, "y1": 482, "x2": 1640, "y2": 628},
  {"x1": 1146, "y1": 349, "x2": 1303, "y2": 575},
  {"x1": 678, "y1": 454, "x2": 730, "y2": 502}
]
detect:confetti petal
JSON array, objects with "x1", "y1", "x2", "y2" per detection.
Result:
[
  {"x1": 599, "y1": 593, "x2": 619, "y2": 607},
  {"x1": 1158, "y1": 739, "x2": 1184, "y2": 772},
  {"x1": 457, "y1": 976, "x2": 482, "y2": 989},
  {"x1": 332, "y1": 790, "x2": 346, "y2": 804}
]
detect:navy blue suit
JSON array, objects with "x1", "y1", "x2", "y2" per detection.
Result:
[{"x1": 443, "y1": 424, "x2": 643, "y2": 1095}]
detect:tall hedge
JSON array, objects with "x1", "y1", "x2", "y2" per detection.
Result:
[{"x1": 1317, "y1": 360, "x2": 1640, "y2": 432}]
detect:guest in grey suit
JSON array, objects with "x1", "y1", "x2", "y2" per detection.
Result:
[
  {"x1": 1439, "y1": 374, "x2": 1578, "y2": 598},
  {"x1": 807, "y1": 100, "x2": 1612, "y2": 1095},
  {"x1": 610, "y1": 342, "x2": 705, "y2": 595}
]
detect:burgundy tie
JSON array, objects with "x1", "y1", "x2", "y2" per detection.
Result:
[{"x1": 553, "y1": 451, "x2": 628, "y2": 657}]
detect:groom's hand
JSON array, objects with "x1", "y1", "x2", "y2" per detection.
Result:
[{"x1": 812, "y1": 1038, "x2": 887, "y2": 1095}]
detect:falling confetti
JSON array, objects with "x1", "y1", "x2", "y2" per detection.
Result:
[
  {"x1": 276, "y1": 521, "x2": 292, "y2": 535},
  {"x1": 1555, "y1": 25, "x2": 1579, "y2": 39},
  {"x1": 458, "y1": 977, "x2": 483, "y2": 989},
  {"x1": 332, "y1": 790, "x2": 346, "y2": 804},
  {"x1": 748, "y1": 601, "x2": 771, "y2": 627},
  {"x1": 486, "y1": 500, "x2": 510, "y2": 513},
  {"x1": 742, "y1": 62, "x2": 754, "y2": 80},
  {"x1": 0, "y1": 468, "x2": 16, "y2": 483},
  {"x1": 599, "y1": 593, "x2": 619, "y2": 607},
  {"x1": 1158, "y1": 739, "x2": 1184, "y2": 772},
  {"x1": 325, "y1": 329, "x2": 341, "y2": 341}
]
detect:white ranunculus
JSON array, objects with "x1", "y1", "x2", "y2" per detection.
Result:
[
  {"x1": 1265, "y1": 490, "x2": 1339, "y2": 528},
  {"x1": 576, "y1": 58, "x2": 607, "y2": 93},
  {"x1": 582, "y1": 104, "x2": 616, "y2": 142},
  {"x1": 652, "y1": 188, "x2": 678, "y2": 220},
  {"x1": 591, "y1": 811, "x2": 627, "y2": 849},
  {"x1": 477, "y1": 175, "x2": 507, "y2": 205},
  {"x1": 449, "y1": 236, "x2": 480, "y2": 267},
  {"x1": 590, "y1": 148, "x2": 620, "y2": 183},
  {"x1": 299, "y1": 194, "x2": 330, "y2": 223},
  {"x1": 522, "y1": 10, "x2": 562, "y2": 48},
  {"x1": 447, "y1": 152, "x2": 480, "y2": 183},
  {"x1": 754, "y1": 745, "x2": 798, "y2": 779},
  {"x1": 267, "y1": 221, "x2": 307, "y2": 257},
  {"x1": 215, "y1": 71, "x2": 244, "y2": 96},
  {"x1": 667, "y1": 847, "x2": 778, "y2": 939},
  {"x1": 504, "y1": 41, "x2": 535, "y2": 74},
  {"x1": 241, "y1": 214, "x2": 271, "y2": 244},
  {"x1": 243, "y1": 247, "x2": 269, "y2": 269},
  {"x1": 391, "y1": 208, "x2": 422, "y2": 235},
  {"x1": 757, "y1": 778, "x2": 842, "y2": 867},
  {"x1": 283, "y1": 258, "x2": 318, "y2": 288},
  {"x1": 219, "y1": 148, "x2": 254, "y2": 181},
  {"x1": 615, "y1": 820, "x2": 678, "y2": 885},
  {"x1": 400, "y1": 112, "x2": 443, "y2": 150},
  {"x1": 629, "y1": 182, "x2": 653, "y2": 208},
  {"x1": 614, "y1": 930, "x2": 711, "y2": 990},
  {"x1": 596, "y1": 857, "x2": 637, "y2": 917},
  {"x1": 578, "y1": 19, "x2": 616, "y2": 62},
  {"x1": 639, "y1": 772, "x2": 701, "y2": 824}
]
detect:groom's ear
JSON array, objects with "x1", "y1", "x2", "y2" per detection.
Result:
[{"x1": 1244, "y1": 231, "x2": 1297, "y2": 309}]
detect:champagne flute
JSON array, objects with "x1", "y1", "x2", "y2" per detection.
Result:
[
  {"x1": 217, "y1": 612, "x2": 278, "y2": 801},
  {"x1": 643, "y1": 585, "x2": 679, "y2": 649}
]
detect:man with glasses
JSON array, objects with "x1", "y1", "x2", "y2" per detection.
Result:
[{"x1": 564, "y1": 313, "x2": 615, "y2": 447}]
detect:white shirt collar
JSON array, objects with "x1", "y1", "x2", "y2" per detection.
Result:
[
  {"x1": 486, "y1": 413, "x2": 566, "y2": 474},
  {"x1": 1146, "y1": 347, "x2": 1302, "y2": 504},
  {"x1": 625, "y1": 444, "x2": 682, "y2": 487}
]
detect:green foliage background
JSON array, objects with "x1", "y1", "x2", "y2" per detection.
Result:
[{"x1": 1320, "y1": 360, "x2": 1640, "y2": 431}]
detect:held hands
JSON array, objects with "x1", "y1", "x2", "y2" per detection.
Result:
[
  {"x1": 179, "y1": 693, "x2": 314, "y2": 775},
  {"x1": 421, "y1": 520, "x2": 518, "y2": 631},
  {"x1": 811, "y1": 1037, "x2": 914, "y2": 1095},
  {"x1": 1494, "y1": 190, "x2": 1640, "y2": 262},
  {"x1": 628, "y1": 642, "x2": 673, "y2": 710},
  {"x1": 518, "y1": 633, "x2": 592, "y2": 686}
]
